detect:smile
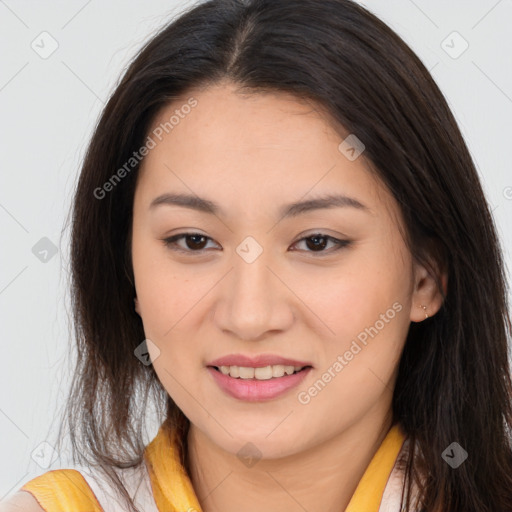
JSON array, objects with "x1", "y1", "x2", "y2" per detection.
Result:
[
  {"x1": 208, "y1": 365, "x2": 312, "y2": 401},
  {"x1": 215, "y1": 364, "x2": 307, "y2": 379}
]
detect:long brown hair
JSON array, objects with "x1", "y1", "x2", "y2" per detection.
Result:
[{"x1": 54, "y1": 0, "x2": 512, "y2": 510}]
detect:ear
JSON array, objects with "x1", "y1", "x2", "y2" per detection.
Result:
[
  {"x1": 134, "y1": 297, "x2": 141, "y2": 316},
  {"x1": 410, "y1": 254, "x2": 447, "y2": 323}
]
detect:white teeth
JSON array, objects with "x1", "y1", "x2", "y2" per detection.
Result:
[
  {"x1": 272, "y1": 365, "x2": 285, "y2": 378},
  {"x1": 239, "y1": 366, "x2": 255, "y2": 379},
  {"x1": 217, "y1": 364, "x2": 306, "y2": 379},
  {"x1": 254, "y1": 366, "x2": 273, "y2": 380}
]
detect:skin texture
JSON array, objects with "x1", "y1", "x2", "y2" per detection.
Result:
[{"x1": 131, "y1": 80, "x2": 445, "y2": 512}]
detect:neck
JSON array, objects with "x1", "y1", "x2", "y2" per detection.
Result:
[{"x1": 186, "y1": 407, "x2": 394, "y2": 512}]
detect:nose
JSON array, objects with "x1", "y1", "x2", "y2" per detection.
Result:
[{"x1": 212, "y1": 250, "x2": 295, "y2": 342}]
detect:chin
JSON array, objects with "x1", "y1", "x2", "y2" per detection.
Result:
[{"x1": 213, "y1": 428, "x2": 307, "y2": 461}]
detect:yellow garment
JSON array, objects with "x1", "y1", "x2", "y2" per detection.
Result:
[
  {"x1": 345, "y1": 424, "x2": 405, "y2": 512},
  {"x1": 21, "y1": 422, "x2": 405, "y2": 511},
  {"x1": 20, "y1": 469, "x2": 103, "y2": 511}
]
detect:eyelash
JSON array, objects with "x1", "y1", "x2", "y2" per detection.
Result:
[{"x1": 161, "y1": 232, "x2": 351, "y2": 257}]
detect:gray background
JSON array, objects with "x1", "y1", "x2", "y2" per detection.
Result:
[{"x1": 1, "y1": 0, "x2": 511, "y2": 499}]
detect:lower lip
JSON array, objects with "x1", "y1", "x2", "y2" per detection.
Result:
[{"x1": 207, "y1": 366, "x2": 312, "y2": 402}]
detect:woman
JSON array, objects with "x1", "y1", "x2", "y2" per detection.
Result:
[{"x1": 4, "y1": 0, "x2": 512, "y2": 510}]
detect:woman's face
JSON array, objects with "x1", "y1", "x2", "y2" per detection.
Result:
[{"x1": 131, "y1": 81, "x2": 437, "y2": 458}]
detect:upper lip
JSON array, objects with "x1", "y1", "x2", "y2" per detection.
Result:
[{"x1": 208, "y1": 353, "x2": 313, "y2": 368}]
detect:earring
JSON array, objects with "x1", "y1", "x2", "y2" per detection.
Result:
[{"x1": 419, "y1": 304, "x2": 429, "y2": 319}]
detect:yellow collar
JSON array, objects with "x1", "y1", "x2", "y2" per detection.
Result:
[{"x1": 144, "y1": 422, "x2": 405, "y2": 512}]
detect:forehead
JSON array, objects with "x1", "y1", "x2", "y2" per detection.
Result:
[
  {"x1": 147, "y1": 82, "x2": 349, "y2": 158},
  {"x1": 135, "y1": 82, "x2": 396, "y2": 222}
]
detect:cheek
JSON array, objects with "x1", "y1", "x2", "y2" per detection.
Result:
[
  {"x1": 132, "y1": 242, "x2": 213, "y2": 386},
  {"x1": 133, "y1": 257, "x2": 201, "y2": 398},
  {"x1": 132, "y1": 235, "x2": 194, "y2": 334},
  {"x1": 305, "y1": 244, "x2": 411, "y2": 393},
  {"x1": 135, "y1": 267, "x2": 177, "y2": 334},
  {"x1": 299, "y1": 274, "x2": 409, "y2": 428},
  {"x1": 298, "y1": 246, "x2": 410, "y2": 338}
]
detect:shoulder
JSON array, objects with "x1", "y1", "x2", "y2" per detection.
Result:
[
  {"x1": 0, "y1": 490, "x2": 45, "y2": 512},
  {"x1": 5, "y1": 462, "x2": 158, "y2": 512},
  {"x1": 2, "y1": 469, "x2": 103, "y2": 512}
]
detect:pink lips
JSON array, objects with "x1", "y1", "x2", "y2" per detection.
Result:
[
  {"x1": 207, "y1": 353, "x2": 313, "y2": 402},
  {"x1": 208, "y1": 353, "x2": 312, "y2": 368}
]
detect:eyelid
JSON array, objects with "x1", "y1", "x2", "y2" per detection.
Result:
[
  {"x1": 161, "y1": 231, "x2": 352, "y2": 256},
  {"x1": 162, "y1": 232, "x2": 219, "y2": 255}
]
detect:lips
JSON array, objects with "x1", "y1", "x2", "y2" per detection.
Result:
[
  {"x1": 208, "y1": 353, "x2": 313, "y2": 368},
  {"x1": 207, "y1": 365, "x2": 313, "y2": 401}
]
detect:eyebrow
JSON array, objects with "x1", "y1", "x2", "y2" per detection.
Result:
[{"x1": 149, "y1": 192, "x2": 372, "y2": 218}]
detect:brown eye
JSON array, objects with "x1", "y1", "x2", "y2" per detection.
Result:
[
  {"x1": 304, "y1": 234, "x2": 329, "y2": 251},
  {"x1": 291, "y1": 233, "x2": 351, "y2": 255},
  {"x1": 161, "y1": 232, "x2": 351, "y2": 256},
  {"x1": 182, "y1": 234, "x2": 208, "y2": 250},
  {"x1": 162, "y1": 233, "x2": 217, "y2": 253}
]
